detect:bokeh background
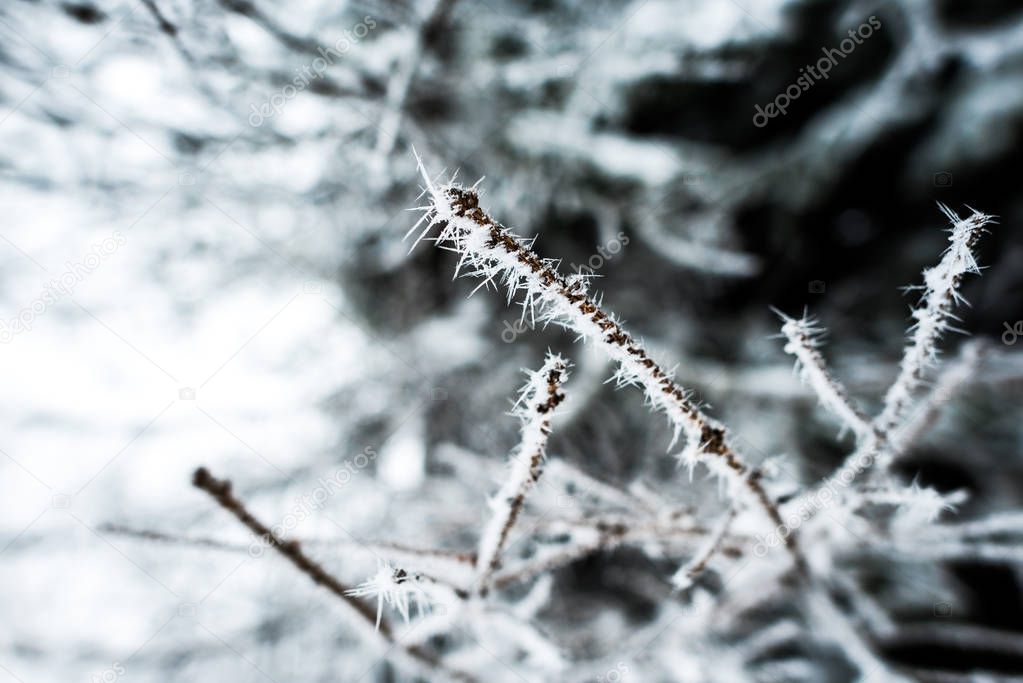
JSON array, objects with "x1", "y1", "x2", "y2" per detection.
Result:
[{"x1": 1, "y1": 0, "x2": 1022, "y2": 681}]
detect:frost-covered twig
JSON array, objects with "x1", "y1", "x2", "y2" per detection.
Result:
[
  {"x1": 830, "y1": 573, "x2": 896, "y2": 637},
  {"x1": 634, "y1": 212, "x2": 761, "y2": 277},
  {"x1": 859, "y1": 482, "x2": 967, "y2": 522},
  {"x1": 410, "y1": 153, "x2": 806, "y2": 572},
  {"x1": 790, "y1": 205, "x2": 993, "y2": 510},
  {"x1": 876, "y1": 204, "x2": 994, "y2": 433},
  {"x1": 492, "y1": 515, "x2": 742, "y2": 590},
  {"x1": 191, "y1": 468, "x2": 383, "y2": 630},
  {"x1": 103, "y1": 523, "x2": 478, "y2": 576},
  {"x1": 939, "y1": 510, "x2": 1023, "y2": 539},
  {"x1": 885, "y1": 339, "x2": 987, "y2": 469},
  {"x1": 884, "y1": 539, "x2": 1023, "y2": 563},
  {"x1": 191, "y1": 467, "x2": 472, "y2": 682},
  {"x1": 778, "y1": 310, "x2": 871, "y2": 440},
  {"x1": 346, "y1": 562, "x2": 440, "y2": 630},
  {"x1": 804, "y1": 590, "x2": 913, "y2": 683},
  {"x1": 880, "y1": 623, "x2": 1023, "y2": 659},
  {"x1": 476, "y1": 354, "x2": 568, "y2": 592},
  {"x1": 542, "y1": 459, "x2": 648, "y2": 515}
]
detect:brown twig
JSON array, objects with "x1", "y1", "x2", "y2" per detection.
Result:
[
  {"x1": 191, "y1": 467, "x2": 474, "y2": 682},
  {"x1": 100, "y1": 523, "x2": 251, "y2": 552}
]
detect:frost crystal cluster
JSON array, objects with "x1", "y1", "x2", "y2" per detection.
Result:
[{"x1": 181, "y1": 160, "x2": 1017, "y2": 682}]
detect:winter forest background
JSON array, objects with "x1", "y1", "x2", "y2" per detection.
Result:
[{"x1": 1, "y1": 0, "x2": 1023, "y2": 681}]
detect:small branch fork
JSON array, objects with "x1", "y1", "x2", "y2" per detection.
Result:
[
  {"x1": 410, "y1": 156, "x2": 807, "y2": 574},
  {"x1": 784, "y1": 205, "x2": 994, "y2": 513},
  {"x1": 191, "y1": 467, "x2": 474, "y2": 682},
  {"x1": 170, "y1": 167, "x2": 999, "y2": 683},
  {"x1": 475, "y1": 353, "x2": 568, "y2": 594}
]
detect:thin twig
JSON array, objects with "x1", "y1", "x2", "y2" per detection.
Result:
[
  {"x1": 877, "y1": 205, "x2": 994, "y2": 433},
  {"x1": 476, "y1": 354, "x2": 568, "y2": 593},
  {"x1": 410, "y1": 155, "x2": 807, "y2": 574},
  {"x1": 777, "y1": 310, "x2": 871, "y2": 440},
  {"x1": 373, "y1": 0, "x2": 459, "y2": 162},
  {"x1": 100, "y1": 523, "x2": 251, "y2": 552},
  {"x1": 671, "y1": 508, "x2": 737, "y2": 591},
  {"x1": 192, "y1": 467, "x2": 384, "y2": 627},
  {"x1": 191, "y1": 467, "x2": 473, "y2": 682}
]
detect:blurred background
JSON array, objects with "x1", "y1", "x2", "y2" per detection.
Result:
[{"x1": 1, "y1": 0, "x2": 1022, "y2": 681}]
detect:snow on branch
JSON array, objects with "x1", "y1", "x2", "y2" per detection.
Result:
[
  {"x1": 804, "y1": 590, "x2": 914, "y2": 683},
  {"x1": 877, "y1": 204, "x2": 995, "y2": 433},
  {"x1": 346, "y1": 562, "x2": 439, "y2": 630},
  {"x1": 790, "y1": 205, "x2": 994, "y2": 510},
  {"x1": 941, "y1": 510, "x2": 1023, "y2": 539},
  {"x1": 859, "y1": 481, "x2": 968, "y2": 523},
  {"x1": 409, "y1": 152, "x2": 806, "y2": 573},
  {"x1": 884, "y1": 338, "x2": 987, "y2": 470},
  {"x1": 191, "y1": 467, "x2": 383, "y2": 631},
  {"x1": 475, "y1": 353, "x2": 569, "y2": 593},
  {"x1": 105, "y1": 523, "x2": 479, "y2": 587},
  {"x1": 777, "y1": 309, "x2": 871, "y2": 440}
]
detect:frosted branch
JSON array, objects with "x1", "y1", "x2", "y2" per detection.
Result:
[
  {"x1": 791, "y1": 206, "x2": 993, "y2": 511},
  {"x1": 191, "y1": 467, "x2": 473, "y2": 682},
  {"x1": 877, "y1": 204, "x2": 994, "y2": 433},
  {"x1": 778, "y1": 310, "x2": 871, "y2": 440},
  {"x1": 671, "y1": 508, "x2": 736, "y2": 591},
  {"x1": 804, "y1": 590, "x2": 913, "y2": 683},
  {"x1": 410, "y1": 152, "x2": 805, "y2": 572},
  {"x1": 884, "y1": 339, "x2": 987, "y2": 469},
  {"x1": 859, "y1": 482, "x2": 967, "y2": 522},
  {"x1": 346, "y1": 562, "x2": 439, "y2": 630},
  {"x1": 476, "y1": 353, "x2": 568, "y2": 592}
]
